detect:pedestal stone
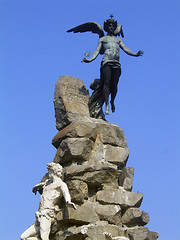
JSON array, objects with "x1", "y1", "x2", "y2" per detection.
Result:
[{"x1": 54, "y1": 75, "x2": 90, "y2": 130}]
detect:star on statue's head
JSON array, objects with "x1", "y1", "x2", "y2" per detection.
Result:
[{"x1": 110, "y1": 14, "x2": 114, "y2": 19}]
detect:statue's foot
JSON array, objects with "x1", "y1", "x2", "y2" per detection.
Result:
[
  {"x1": 105, "y1": 105, "x2": 109, "y2": 115},
  {"x1": 110, "y1": 101, "x2": 115, "y2": 113},
  {"x1": 105, "y1": 104, "x2": 109, "y2": 115}
]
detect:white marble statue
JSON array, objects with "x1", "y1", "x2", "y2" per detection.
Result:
[
  {"x1": 104, "y1": 232, "x2": 129, "y2": 240},
  {"x1": 21, "y1": 162, "x2": 76, "y2": 240}
]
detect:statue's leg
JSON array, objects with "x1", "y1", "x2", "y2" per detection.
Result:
[
  {"x1": 101, "y1": 65, "x2": 111, "y2": 115},
  {"x1": 39, "y1": 216, "x2": 52, "y2": 240},
  {"x1": 110, "y1": 67, "x2": 121, "y2": 112},
  {"x1": 21, "y1": 223, "x2": 40, "y2": 240}
]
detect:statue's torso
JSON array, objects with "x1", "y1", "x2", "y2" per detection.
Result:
[
  {"x1": 39, "y1": 180, "x2": 62, "y2": 211},
  {"x1": 101, "y1": 35, "x2": 120, "y2": 65}
]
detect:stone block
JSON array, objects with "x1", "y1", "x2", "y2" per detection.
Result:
[
  {"x1": 119, "y1": 167, "x2": 134, "y2": 191},
  {"x1": 66, "y1": 180, "x2": 88, "y2": 204},
  {"x1": 104, "y1": 145, "x2": 129, "y2": 169},
  {"x1": 96, "y1": 121, "x2": 127, "y2": 148},
  {"x1": 122, "y1": 207, "x2": 149, "y2": 227},
  {"x1": 80, "y1": 169, "x2": 119, "y2": 189},
  {"x1": 52, "y1": 119, "x2": 97, "y2": 149},
  {"x1": 57, "y1": 201, "x2": 99, "y2": 224},
  {"x1": 53, "y1": 138, "x2": 93, "y2": 165},
  {"x1": 65, "y1": 161, "x2": 120, "y2": 189},
  {"x1": 126, "y1": 226, "x2": 159, "y2": 240},
  {"x1": 88, "y1": 135, "x2": 106, "y2": 162},
  {"x1": 52, "y1": 118, "x2": 127, "y2": 149},
  {"x1": 94, "y1": 202, "x2": 122, "y2": 225},
  {"x1": 54, "y1": 75, "x2": 90, "y2": 131},
  {"x1": 96, "y1": 187, "x2": 143, "y2": 209}
]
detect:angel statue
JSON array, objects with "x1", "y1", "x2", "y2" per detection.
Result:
[{"x1": 67, "y1": 16, "x2": 143, "y2": 119}]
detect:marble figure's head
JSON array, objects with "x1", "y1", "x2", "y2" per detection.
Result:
[{"x1": 47, "y1": 162, "x2": 63, "y2": 178}]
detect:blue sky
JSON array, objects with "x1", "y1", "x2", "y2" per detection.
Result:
[{"x1": 1, "y1": 0, "x2": 180, "y2": 239}]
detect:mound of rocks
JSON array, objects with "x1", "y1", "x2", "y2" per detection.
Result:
[{"x1": 48, "y1": 76, "x2": 159, "y2": 240}]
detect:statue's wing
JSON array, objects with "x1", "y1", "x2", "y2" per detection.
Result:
[
  {"x1": 114, "y1": 24, "x2": 124, "y2": 38},
  {"x1": 67, "y1": 22, "x2": 104, "y2": 38}
]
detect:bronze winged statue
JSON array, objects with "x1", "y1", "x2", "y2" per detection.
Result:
[{"x1": 67, "y1": 17, "x2": 143, "y2": 119}]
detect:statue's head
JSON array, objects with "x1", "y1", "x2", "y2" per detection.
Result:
[
  {"x1": 104, "y1": 18, "x2": 117, "y2": 34},
  {"x1": 47, "y1": 162, "x2": 63, "y2": 178}
]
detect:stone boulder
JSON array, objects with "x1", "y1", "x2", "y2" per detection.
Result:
[
  {"x1": 66, "y1": 180, "x2": 88, "y2": 204},
  {"x1": 94, "y1": 202, "x2": 122, "y2": 225},
  {"x1": 64, "y1": 161, "x2": 120, "y2": 189},
  {"x1": 119, "y1": 167, "x2": 134, "y2": 191},
  {"x1": 96, "y1": 187, "x2": 143, "y2": 209},
  {"x1": 54, "y1": 76, "x2": 90, "y2": 131},
  {"x1": 57, "y1": 201, "x2": 99, "y2": 225},
  {"x1": 53, "y1": 138, "x2": 94, "y2": 166},
  {"x1": 122, "y1": 207, "x2": 149, "y2": 227},
  {"x1": 126, "y1": 226, "x2": 159, "y2": 240},
  {"x1": 104, "y1": 145, "x2": 129, "y2": 169},
  {"x1": 52, "y1": 118, "x2": 128, "y2": 149}
]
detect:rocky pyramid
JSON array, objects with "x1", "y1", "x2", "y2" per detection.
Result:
[{"x1": 47, "y1": 75, "x2": 158, "y2": 240}]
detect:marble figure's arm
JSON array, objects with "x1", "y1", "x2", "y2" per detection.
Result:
[{"x1": 60, "y1": 181, "x2": 77, "y2": 209}]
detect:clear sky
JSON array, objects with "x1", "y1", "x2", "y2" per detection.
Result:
[{"x1": 1, "y1": 0, "x2": 180, "y2": 239}]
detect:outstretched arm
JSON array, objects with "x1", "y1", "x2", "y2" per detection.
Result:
[
  {"x1": 82, "y1": 38, "x2": 102, "y2": 63},
  {"x1": 60, "y1": 180, "x2": 76, "y2": 209},
  {"x1": 120, "y1": 39, "x2": 144, "y2": 57}
]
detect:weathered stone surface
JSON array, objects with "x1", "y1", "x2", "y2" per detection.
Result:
[
  {"x1": 65, "y1": 161, "x2": 120, "y2": 189},
  {"x1": 94, "y1": 202, "x2": 122, "y2": 225},
  {"x1": 53, "y1": 221, "x2": 124, "y2": 240},
  {"x1": 66, "y1": 180, "x2": 88, "y2": 204},
  {"x1": 96, "y1": 187, "x2": 143, "y2": 209},
  {"x1": 81, "y1": 169, "x2": 119, "y2": 189},
  {"x1": 88, "y1": 135, "x2": 106, "y2": 162},
  {"x1": 65, "y1": 161, "x2": 117, "y2": 177},
  {"x1": 53, "y1": 138, "x2": 93, "y2": 165},
  {"x1": 104, "y1": 145, "x2": 129, "y2": 169},
  {"x1": 95, "y1": 121, "x2": 127, "y2": 147},
  {"x1": 84, "y1": 134, "x2": 129, "y2": 169},
  {"x1": 54, "y1": 76, "x2": 90, "y2": 131},
  {"x1": 126, "y1": 227, "x2": 159, "y2": 240},
  {"x1": 119, "y1": 167, "x2": 134, "y2": 191},
  {"x1": 52, "y1": 119, "x2": 97, "y2": 148},
  {"x1": 57, "y1": 201, "x2": 99, "y2": 224},
  {"x1": 52, "y1": 118, "x2": 127, "y2": 149},
  {"x1": 122, "y1": 208, "x2": 149, "y2": 227}
]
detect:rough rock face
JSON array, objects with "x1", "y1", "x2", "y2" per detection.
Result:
[
  {"x1": 122, "y1": 208, "x2": 150, "y2": 226},
  {"x1": 96, "y1": 188, "x2": 143, "y2": 209},
  {"x1": 54, "y1": 75, "x2": 90, "y2": 131},
  {"x1": 50, "y1": 76, "x2": 158, "y2": 240}
]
